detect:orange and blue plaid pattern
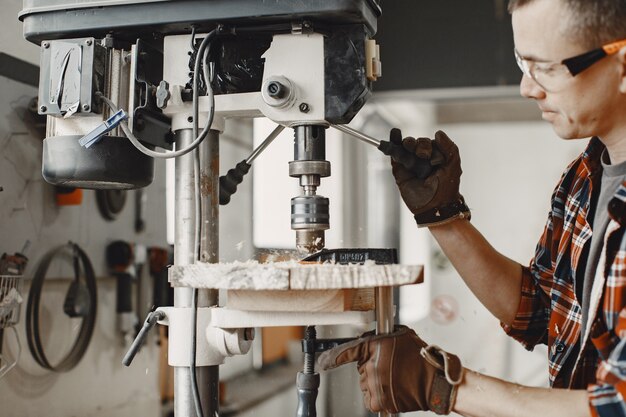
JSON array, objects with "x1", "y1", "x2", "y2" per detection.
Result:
[{"x1": 500, "y1": 138, "x2": 626, "y2": 416}]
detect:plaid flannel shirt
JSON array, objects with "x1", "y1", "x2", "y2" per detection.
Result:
[{"x1": 501, "y1": 138, "x2": 626, "y2": 417}]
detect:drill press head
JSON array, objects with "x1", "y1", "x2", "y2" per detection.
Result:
[{"x1": 22, "y1": 0, "x2": 382, "y2": 249}]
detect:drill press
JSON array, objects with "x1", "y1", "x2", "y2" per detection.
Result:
[{"x1": 17, "y1": 2, "x2": 410, "y2": 417}]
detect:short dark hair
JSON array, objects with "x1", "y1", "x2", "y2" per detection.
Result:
[{"x1": 508, "y1": 0, "x2": 626, "y2": 48}]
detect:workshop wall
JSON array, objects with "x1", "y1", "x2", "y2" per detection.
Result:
[
  {"x1": 0, "y1": 1, "x2": 254, "y2": 415},
  {"x1": 0, "y1": 58, "x2": 168, "y2": 417},
  {"x1": 0, "y1": 78, "x2": 164, "y2": 417}
]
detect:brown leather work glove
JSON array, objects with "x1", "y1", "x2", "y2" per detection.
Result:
[
  {"x1": 390, "y1": 128, "x2": 470, "y2": 227},
  {"x1": 317, "y1": 326, "x2": 464, "y2": 414}
]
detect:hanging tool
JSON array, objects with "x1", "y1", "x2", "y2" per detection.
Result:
[
  {"x1": 96, "y1": 189, "x2": 127, "y2": 221},
  {"x1": 26, "y1": 242, "x2": 97, "y2": 372},
  {"x1": 0, "y1": 243, "x2": 29, "y2": 375},
  {"x1": 106, "y1": 240, "x2": 138, "y2": 346},
  {"x1": 55, "y1": 186, "x2": 83, "y2": 206},
  {"x1": 135, "y1": 189, "x2": 146, "y2": 233},
  {"x1": 219, "y1": 125, "x2": 285, "y2": 205},
  {"x1": 332, "y1": 124, "x2": 444, "y2": 179}
]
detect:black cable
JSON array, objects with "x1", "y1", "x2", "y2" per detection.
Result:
[
  {"x1": 188, "y1": 27, "x2": 221, "y2": 417},
  {"x1": 190, "y1": 288, "x2": 204, "y2": 417},
  {"x1": 25, "y1": 242, "x2": 97, "y2": 372}
]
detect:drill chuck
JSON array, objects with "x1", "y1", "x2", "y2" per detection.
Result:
[{"x1": 291, "y1": 195, "x2": 329, "y2": 230}]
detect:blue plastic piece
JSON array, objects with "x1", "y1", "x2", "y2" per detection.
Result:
[{"x1": 78, "y1": 109, "x2": 128, "y2": 148}]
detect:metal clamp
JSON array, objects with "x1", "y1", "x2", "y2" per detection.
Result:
[{"x1": 78, "y1": 109, "x2": 128, "y2": 148}]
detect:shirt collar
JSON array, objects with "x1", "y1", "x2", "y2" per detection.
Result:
[{"x1": 580, "y1": 137, "x2": 605, "y2": 177}]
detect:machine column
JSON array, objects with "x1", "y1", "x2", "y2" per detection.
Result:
[
  {"x1": 198, "y1": 130, "x2": 220, "y2": 416},
  {"x1": 173, "y1": 128, "x2": 218, "y2": 417}
]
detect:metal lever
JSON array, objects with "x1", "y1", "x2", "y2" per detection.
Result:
[
  {"x1": 219, "y1": 124, "x2": 285, "y2": 205},
  {"x1": 122, "y1": 309, "x2": 165, "y2": 366},
  {"x1": 332, "y1": 124, "x2": 444, "y2": 179}
]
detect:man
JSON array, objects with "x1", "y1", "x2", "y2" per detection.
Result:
[{"x1": 318, "y1": 0, "x2": 626, "y2": 416}]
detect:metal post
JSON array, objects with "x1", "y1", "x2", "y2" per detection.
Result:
[
  {"x1": 375, "y1": 286, "x2": 396, "y2": 417},
  {"x1": 173, "y1": 128, "x2": 212, "y2": 417},
  {"x1": 198, "y1": 130, "x2": 220, "y2": 416}
]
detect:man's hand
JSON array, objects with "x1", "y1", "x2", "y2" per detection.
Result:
[
  {"x1": 390, "y1": 128, "x2": 470, "y2": 227},
  {"x1": 317, "y1": 326, "x2": 463, "y2": 414}
]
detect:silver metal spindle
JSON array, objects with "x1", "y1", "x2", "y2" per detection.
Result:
[{"x1": 376, "y1": 286, "x2": 396, "y2": 417}]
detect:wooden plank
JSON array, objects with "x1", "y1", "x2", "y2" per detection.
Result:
[
  {"x1": 169, "y1": 261, "x2": 423, "y2": 290},
  {"x1": 288, "y1": 263, "x2": 423, "y2": 289},
  {"x1": 227, "y1": 288, "x2": 375, "y2": 312}
]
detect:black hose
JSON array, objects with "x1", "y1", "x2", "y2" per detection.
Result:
[{"x1": 25, "y1": 242, "x2": 97, "y2": 372}]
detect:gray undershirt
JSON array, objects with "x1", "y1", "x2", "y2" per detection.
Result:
[{"x1": 581, "y1": 150, "x2": 626, "y2": 335}]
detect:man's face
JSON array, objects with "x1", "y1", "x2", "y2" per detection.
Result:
[{"x1": 512, "y1": 0, "x2": 624, "y2": 141}]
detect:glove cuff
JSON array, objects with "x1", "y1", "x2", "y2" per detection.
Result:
[
  {"x1": 413, "y1": 199, "x2": 471, "y2": 228},
  {"x1": 421, "y1": 345, "x2": 464, "y2": 415},
  {"x1": 429, "y1": 372, "x2": 458, "y2": 415}
]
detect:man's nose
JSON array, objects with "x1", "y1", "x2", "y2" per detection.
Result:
[{"x1": 519, "y1": 74, "x2": 546, "y2": 100}]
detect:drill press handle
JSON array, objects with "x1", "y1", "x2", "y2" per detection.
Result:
[
  {"x1": 377, "y1": 140, "x2": 444, "y2": 179},
  {"x1": 332, "y1": 125, "x2": 444, "y2": 179}
]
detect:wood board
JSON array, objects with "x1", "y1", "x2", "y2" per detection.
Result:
[
  {"x1": 226, "y1": 288, "x2": 375, "y2": 312},
  {"x1": 169, "y1": 261, "x2": 423, "y2": 290}
]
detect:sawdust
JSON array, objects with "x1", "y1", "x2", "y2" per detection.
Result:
[{"x1": 170, "y1": 260, "x2": 297, "y2": 290}]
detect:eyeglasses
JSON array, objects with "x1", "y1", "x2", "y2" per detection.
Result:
[{"x1": 514, "y1": 39, "x2": 626, "y2": 92}]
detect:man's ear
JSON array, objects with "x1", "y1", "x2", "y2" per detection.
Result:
[{"x1": 617, "y1": 47, "x2": 626, "y2": 94}]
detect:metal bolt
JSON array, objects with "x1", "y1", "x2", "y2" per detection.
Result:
[
  {"x1": 299, "y1": 103, "x2": 310, "y2": 113},
  {"x1": 42, "y1": 42, "x2": 50, "y2": 49},
  {"x1": 304, "y1": 326, "x2": 316, "y2": 374},
  {"x1": 85, "y1": 39, "x2": 92, "y2": 46},
  {"x1": 82, "y1": 104, "x2": 90, "y2": 112},
  {"x1": 39, "y1": 105, "x2": 47, "y2": 113},
  {"x1": 243, "y1": 328, "x2": 255, "y2": 341},
  {"x1": 267, "y1": 81, "x2": 286, "y2": 99}
]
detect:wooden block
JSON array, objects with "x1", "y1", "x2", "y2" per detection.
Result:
[
  {"x1": 169, "y1": 261, "x2": 423, "y2": 290},
  {"x1": 159, "y1": 326, "x2": 174, "y2": 402},
  {"x1": 226, "y1": 288, "x2": 375, "y2": 312}
]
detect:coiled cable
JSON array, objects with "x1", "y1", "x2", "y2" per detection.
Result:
[{"x1": 25, "y1": 242, "x2": 97, "y2": 372}]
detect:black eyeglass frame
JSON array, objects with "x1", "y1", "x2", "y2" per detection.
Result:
[{"x1": 562, "y1": 39, "x2": 626, "y2": 76}]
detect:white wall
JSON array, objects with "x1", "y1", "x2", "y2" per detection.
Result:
[{"x1": 1, "y1": 0, "x2": 39, "y2": 66}]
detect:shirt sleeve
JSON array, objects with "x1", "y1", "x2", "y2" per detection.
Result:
[
  {"x1": 588, "y1": 329, "x2": 626, "y2": 416},
  {"x1": 500, "y1": 210, "x2": 555, "y2": 350}
]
